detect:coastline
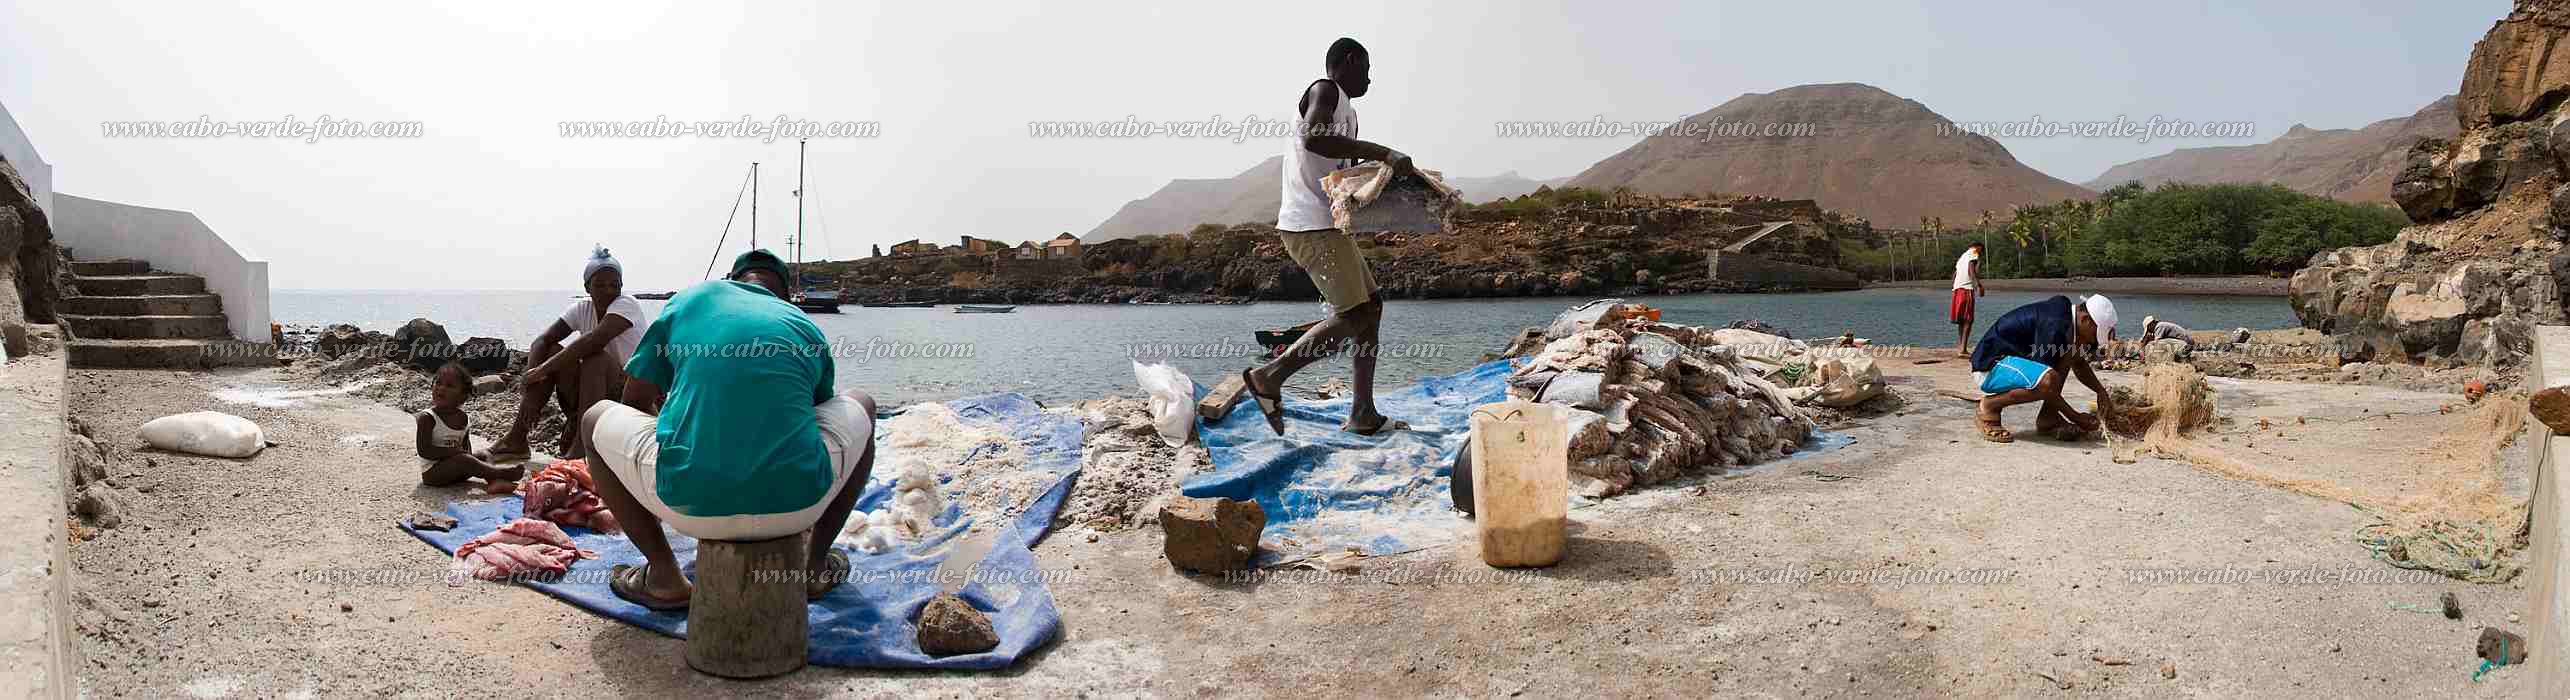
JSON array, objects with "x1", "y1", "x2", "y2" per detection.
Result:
[{"x1": 1870, "y1": 276, "x2": 2288, "y2": 297}]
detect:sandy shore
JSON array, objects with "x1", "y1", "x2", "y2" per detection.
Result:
[
  {"x1": 52, "y1": 354, "x2": 2539, "y2": 696},
  {"x1": 1873, "y1": 276, "x2": 2289, "y2": 297}
]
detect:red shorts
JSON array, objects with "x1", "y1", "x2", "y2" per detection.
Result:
[{"x1": 1949, "y1": 288, "x2": 1975, "y2": 324}]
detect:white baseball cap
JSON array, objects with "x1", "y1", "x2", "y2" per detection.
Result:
[{"x1": 2084, "y1": 295, "x2": 2118, "y2": 342}]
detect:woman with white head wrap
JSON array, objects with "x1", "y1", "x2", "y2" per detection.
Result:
[{"x1": 487, "y1": 245, "x2": 655, "y2": 461}]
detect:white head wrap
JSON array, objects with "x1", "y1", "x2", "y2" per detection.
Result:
[{"x1": 583, "y1": 245, "x2": 621, "y2": 284}]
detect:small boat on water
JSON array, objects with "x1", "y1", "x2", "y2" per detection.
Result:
[
  {"x1": 792, "y1": 289, "x2": 843, "y2": 314},
  {"x1": 634, "y1": 291, "x2": 675, "y2": 300},
  {"x1": 954, "y1": 305, "x2": 1017, "y2": 314},
  {"x1": 1255, "y1": 320, "x2": 1321, "y2": 356},
  {"x1": 861, "y1": 300, "x2": 937, "y2": 308}
]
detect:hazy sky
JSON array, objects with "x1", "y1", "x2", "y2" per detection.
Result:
[{"x1": 0, "y1": 1, "x2": 2500, "y2": 290}]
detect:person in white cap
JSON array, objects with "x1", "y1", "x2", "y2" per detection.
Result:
[
  {"x1": 488, "y1": 245, "x2": 654, "y2": 461},
  {"x1": 1965, "y1": 294, "x2": 2118, "y2": 442},
  {"x1": 2138, "y1": 314, "x2": 2194, "y2": 349}
]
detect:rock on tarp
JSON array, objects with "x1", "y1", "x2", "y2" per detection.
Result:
[{"x1": 402, "y1": 392, "x2": 1078, "y2": 670}]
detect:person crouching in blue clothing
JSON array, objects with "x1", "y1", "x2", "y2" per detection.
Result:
[{"x1": 1969, "y1": 294, "x2": 2119, "y2": 443}]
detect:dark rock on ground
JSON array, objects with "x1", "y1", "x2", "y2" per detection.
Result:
[
  {"x1": 2479, "y1": 627, "x2": 2528, "y2": 665},
  {"x1": 915, "y1": 593, "x2": 1000, "y2": 656},
  {"x1": 77, "y1": 485, "x2": 127, "y2": 529},
  {"x1": 68, "y1": 433, "x2": 110, "y2": 486},
  {"x1": 2533, "y1": 386, "x2": 2570, "y2": 434},
  {"x1": 455, "y1": 337, "x2": 510, "y2": 374},
  {"x1": 392, "y1": 318, "x2": 453, "y2": 371}
]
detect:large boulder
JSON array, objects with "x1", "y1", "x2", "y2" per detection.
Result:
[
  {"x1": 455, "y1": 337, "x2": 510, "y2": 375},
  {"x1": 2458, "y1": 0, "x2": 2570, "y2": 130},
  {"x1": 391, "y1": 318, "x2": 454, "y2": 371},
  {"x1": 313, "y1": 323, "x2": 369, "y2": 359}
]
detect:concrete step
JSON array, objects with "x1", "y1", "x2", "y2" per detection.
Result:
[
  {"x1": 75, "y1": 274, "x2": 205, "y2": 296},
  {"x1": 69, "y1": 338, "x2": 275, "y2": 369},
  {"x1": 70, "y1": 259, "x2": 153, "y2": 276},
  {"x1": 62, "y1": 314, "x2": 230, "y2": 340},
  {"x1": 61, "y1": 294, "x2": 224, "y2": 317}
]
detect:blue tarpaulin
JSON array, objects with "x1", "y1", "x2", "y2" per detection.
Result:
[
  {"x1": 1183, "y1": 360, "x2": 1512, "y2": 565},
  {"x1": 1184, "y1": 359, "x2": 1850, "y2": 566},
  {"x1": 403, "y1": 393, "x2": 1078, "y2": 670}
]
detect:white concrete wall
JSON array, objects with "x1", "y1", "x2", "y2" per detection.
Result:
[
  {"x1": 2529, "y1": 325, "x2": 2570, "y2": 696},
  {"x1": 0, "y1": 99, "x2": 53, "y2": 219},
  {"x1": 51, "y1": 194, "x2": 270, "y2": 341}
]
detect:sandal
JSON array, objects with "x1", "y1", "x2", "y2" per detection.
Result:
[
  {"x1": 1344, "y1": 413, "x2": 1410, "y2": 437},
  {"x1": 807, "y1": 550, "x2": 850, "y2": 600},
  {"x1": 1242, "y1": 369, "x2": 1286, "y2": 436},
  {"x1": 1975, "y1": 417, "x2": 2015, "y2": 443},
  {"x1": 610, "y1": 563, "x2": 689, "y2": 611},
  {"x1": 485, "y1": 444, "x2": 533, "y2": 463}
]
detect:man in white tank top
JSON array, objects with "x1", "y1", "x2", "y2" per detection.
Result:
[{"x1": 1241, "y1": 37, "x2": 1418, "y2": 437}]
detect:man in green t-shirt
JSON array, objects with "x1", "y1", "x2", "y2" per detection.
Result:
[{"x1": 582, "y1": 249, "x2": 874, "y2": 609}]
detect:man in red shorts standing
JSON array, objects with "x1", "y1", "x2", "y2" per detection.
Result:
[{"x1": 1950, "y1": 241, "x2": 1983, "y2": 358}]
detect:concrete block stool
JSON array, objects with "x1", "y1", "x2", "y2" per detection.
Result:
[{"x1": 685, "y1": 534, "x2": 809, "y2": 678}]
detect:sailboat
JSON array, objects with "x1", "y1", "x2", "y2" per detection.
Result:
[
  {"x1": 700, "y1": 147, "x2": 842, "y2": 313},
  {"x1": 786, "y1": 139, "x2": 843, "y2": 314}
]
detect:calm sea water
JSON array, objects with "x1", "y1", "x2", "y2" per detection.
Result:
[{"x1": 275, "y1": 288, "x2": 2294, "y2": 406}]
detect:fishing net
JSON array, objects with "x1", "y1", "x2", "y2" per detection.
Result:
[{"x1": 2105, "y1": 364, "x2": 2527, "y2": 582}]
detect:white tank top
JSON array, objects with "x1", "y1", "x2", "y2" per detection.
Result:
[
  {"x1": 1277, "y1": 79, "x2": 1359, "y2": 232},
  {"x1": 419, "y1": 408, "x2": 469, "y2": 450}
]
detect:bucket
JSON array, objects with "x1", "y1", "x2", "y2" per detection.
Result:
[{"x1": 1468, "y1": 399, "x2": 1569, "y2": 567}]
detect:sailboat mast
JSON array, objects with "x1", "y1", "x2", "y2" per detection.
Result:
[{"x1": 796, "y1": 138, "x2": 807, "y2": 268}]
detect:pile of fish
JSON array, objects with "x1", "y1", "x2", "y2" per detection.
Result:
[{"x1": 1503, "y1": 300, "x2": 1821, "y2": 497}]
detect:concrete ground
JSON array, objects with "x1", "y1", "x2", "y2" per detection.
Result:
[{"x1": 63, "y1": 361, "x2": 2531, "y2": 697}]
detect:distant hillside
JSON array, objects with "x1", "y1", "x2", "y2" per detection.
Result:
[
  {"x1": 1081, "y1": 157, "x2": 1282, "y2": 243},
  {"x1": 1082, "y1": 159, "x2": 1570, "y2": 243},
  {"x1": 1445, "y1": 171, "x2": 1573, "y2": 202},
  {"x1": 1566, "y1": 82, "x2": 2092, "y2": 226},
  {"x1": 2085, "y1": 96, "x2": 2459, "y2": 205}
]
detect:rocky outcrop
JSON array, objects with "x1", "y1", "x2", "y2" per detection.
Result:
[
  {"x1": 2291, "y1": 0, "x2": 2570, "y2": 377},
  {"x1": 0, "y1": 151, "x2": 61, "y2": 352},
  {"x1": 1082, "y1": 159, "x2": 1572, "y2": 244},
  {"x1": 2459, "y1": 1, "x2": 2570, "y2": 129},
  {"x1": 820, "y1": 193, "x2": 1874, "y2": 305}
]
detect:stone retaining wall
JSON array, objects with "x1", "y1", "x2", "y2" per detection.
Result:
[
  {"x1": 1706, "y1": 250, "x2": 1861, "y2": 291},
  {"x1": 0, "y1": 343, "x2": 72, "y2": 698}
]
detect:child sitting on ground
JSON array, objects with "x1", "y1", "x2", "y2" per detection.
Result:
[{"x1": 419, "y1": 361, "x2": 525, "y2": 491}]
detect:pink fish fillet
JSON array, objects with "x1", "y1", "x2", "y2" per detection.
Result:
[{"x1": 448, "y1": 518, "x2": 599, "y2": 585}]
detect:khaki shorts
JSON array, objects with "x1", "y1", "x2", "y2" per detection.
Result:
[
  {"x1": 585, "y1": 392, "x2": 873, "y2": 541},
  {"x1": 1278, "y1": 228, "x2": 1379, "y2": 314}
]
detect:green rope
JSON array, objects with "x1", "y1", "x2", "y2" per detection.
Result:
[{"x1": 2473, "y1": 636, "x2": 2516, "y2": 682}]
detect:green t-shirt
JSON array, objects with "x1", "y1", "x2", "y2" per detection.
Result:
[{"x1": 622, "y1": 280, "x2": 836, "y2": 517}]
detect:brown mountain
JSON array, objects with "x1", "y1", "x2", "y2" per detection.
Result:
[
  {"x1": 1565, "y1": 82, "x2": 2091, "y2": 227},
  {"x1": 1082, "y1": 159, "x2": 1572, "y2": 242},
  {"x1": 1082, "y1": 157, "x2": 1284, "y2": 243},
  {"x1": 2085, "y1": 96, "x2": 2459, "y2": 204}
]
